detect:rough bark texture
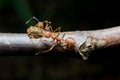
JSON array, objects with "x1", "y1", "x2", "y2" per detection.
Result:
[{"x1": 0, "y1": 26, "x2": 120, "y2": 60}]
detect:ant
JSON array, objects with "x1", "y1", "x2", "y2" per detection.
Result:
[
  {"x1": 26, "y1": 17, "x2": 76, "y2": 53},
  {"x1": 26, "y1": 17, "x2": 61, "y2": 53},
  {"x1": 61, "y1": 33, "x2": 76, "y2": 50}
]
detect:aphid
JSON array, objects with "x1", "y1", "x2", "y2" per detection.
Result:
[{"x1": 29, "y1": 27, "x2": 45, "y2": 39}]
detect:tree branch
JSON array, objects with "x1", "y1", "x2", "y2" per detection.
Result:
[{"x1": 0, "y1": 26, "x2": 120, "y2": 60}]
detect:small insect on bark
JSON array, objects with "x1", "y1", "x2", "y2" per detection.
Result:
[
  {"x1": 61, "y1": 33, "x2": 76, "y2": 50},
  {"x1": 26, "y1": 17, "x2": 77, "y2": 55},
  {"x1": 26, "y1": 17, "x2": 61, "y2": 53}
]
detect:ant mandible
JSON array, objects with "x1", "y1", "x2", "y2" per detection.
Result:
[{"x1": 26, "y1": 17, "x2": 61, "y2": 53}]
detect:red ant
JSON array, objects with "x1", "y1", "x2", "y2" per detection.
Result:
[
  {"x1": 26, "y1": 17, "x2": 61, "y2": 52},
  {"x1": 61, "y1": 33, "x2": 76, "y2": 50},
  {"x1": 26, "y1": 17, "x2": 76, "y2": 53}
]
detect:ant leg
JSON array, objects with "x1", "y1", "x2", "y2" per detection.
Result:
[
  {"x1": 53, "y1": 27, "x2": 61, "y2": 38},
  {"x1": 35, "y1": 38, "x2": 48, "y2": 55},
  {"x1": 26, "y1": 16, "x2": 39, "y2": 24},
  {"x1": 53, "y1": 27, "x2": 61, "y2": 33},
  {"x1": 47, "y1": 26, "x2": 53, "y2": 32},
  {"x1": 42, "y1": 20, "x2": 51, "y2": 31},
  {"x1": 62, "y1": 33, "x2": 65, "y2": 41},
  {"x1": 42, "y1": 20, "x2": 51, "y2": 25},
  {"x1": 35, "y1": 50, "x2": 42, "y2": 55},
  {"x1": 47, "y1": 26, "x2": 61, "y2": 40},
  {"x1": 42, "y1": 43, "x2": 56, "y2": 53},
  {"x1": 61, "y1": 33, "x2": 68, "y2": 49},
  {"x1": 47, "y1": 26, "x2": 61, "y2": 33}
]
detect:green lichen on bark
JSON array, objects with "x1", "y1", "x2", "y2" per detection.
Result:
[{"x1": 78, "y1": 36, "x2": 93, "y2": 60}]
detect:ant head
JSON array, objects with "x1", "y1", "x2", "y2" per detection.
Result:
[{"x1": 38, "y1": 22, "x2": 44, "y2": 29}]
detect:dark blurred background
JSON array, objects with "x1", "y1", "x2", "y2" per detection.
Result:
[{"x1": 0, "y1": 0, "x2": 120, "y2": 80}]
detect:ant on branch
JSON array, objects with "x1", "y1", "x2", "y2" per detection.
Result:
[
  {"x1": 26, "y1": 17, "x2": 76, "y2": 53},
  {"x1": 61, "y1": 33, "x2": 76, "y2": 50},
  {"x1": 26, "y1": 17, "x2": 61, "y2": 52}
]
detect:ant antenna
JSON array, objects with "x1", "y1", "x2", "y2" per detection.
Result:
[{"x1": 26, "y1": 16, "x2": 40, "y2": 24}]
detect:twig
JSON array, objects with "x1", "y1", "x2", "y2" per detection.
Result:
[{"x1": 0, "y1": 26, "x2": 120, "y2": 60}]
